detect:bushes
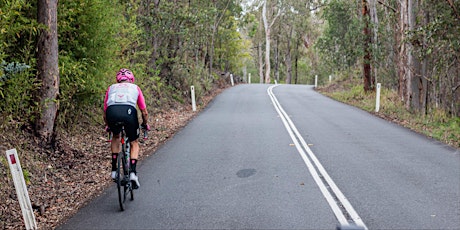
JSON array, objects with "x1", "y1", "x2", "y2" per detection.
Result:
[
  {"x1": 1, "y1": 0, "x2": 242, "y2": 131},
  {"x1": 0, "y1": 62, "x2": 37, "y2": 125},
  {"x1": 56, "y1": 0, "x2": 124, "y2": 126},
  {"x1": 0, "y1": 0, "x2": 125, "y2": 128},
  {"x1": 0, "y1": 1, "x2": 39, "y2": 126}
]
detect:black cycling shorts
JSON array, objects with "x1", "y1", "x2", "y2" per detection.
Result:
[{"x1": 106, "y1": 105, "x2": 140, "y2": 141}]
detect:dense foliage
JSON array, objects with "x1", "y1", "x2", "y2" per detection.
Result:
[
  {"x1": 316, "y1": 0, "x2": 363, "y2": 71},
  {"x1": 314, "y1": 0, "x2": 459, "y2": 116},
  {"x1": 0, "y1": 0, "x2": 248, "y2": 131},
  {"x1": 0, "y1": 0, "x2": 458, "y2": 131}
]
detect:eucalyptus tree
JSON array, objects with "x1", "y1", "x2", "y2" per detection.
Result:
[
  {"x1": 1, "y1": 0, "x2": 126, "y2": 134},
  {"x1": 242, "y1": 0, "x2": 319, "y2": 84},
  {"x1": 276, "y1": 0, "x2": 313, "y2": 84},
  {"x1": 316, "y1": 0, "x2": 363, "y2": 72},
  {"x1": 362, "y1": 0, "x2": 374, "y2": 91},
  {"x1": 36, "y1": 0, "x2": 59, "y2": 144},
  {"x1": 238, "y1": 9, "x2": 261, "y2": 82},
  {"x1": 208, "y1": 0, "x2": 233, "y2": 76},
  {"x1": 316, "y1": 0, "x2": 459, "y2": 116},
  {"x1": 137, "y1": 0, "x2": 245, "y2": 98},
  {"x1": 240, "y1": 0, "x2": 274, "y2": 83},
  {"x1": 391, "y1": 0, "x2": 459, "y2": 114},
  {"x1": 262, "y1": 0, "x2": 282, "y2": 83}
]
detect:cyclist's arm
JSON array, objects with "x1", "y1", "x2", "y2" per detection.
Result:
[
  {"x1": 141, "y1": 108, "x2": 149, "y2": 126},
  {"x1": 137, "y1": 86, "x2": 149, "y2": 126},
  {"x1": 103, "y1": 87, "x2": 110, "y2": 126},
  {"x1": 103, "y1": 112, "x2": 108, "y2": 126}
]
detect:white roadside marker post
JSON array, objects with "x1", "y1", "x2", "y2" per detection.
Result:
[
  {"x1": 315, "y1": 75, "x2": 318, "y2": 88},
  {"x1": 191, "y1": 86, "x2": 197, "y2": 112},
  {"x1": 375, "y1": 83, "x2": 381, "y2": 112},
  {"x1": 230, "y1": 74, "x2": 234, "y2": 86},
  {"x1": 5, "y1": 149, "x2": 37, "y2": 230},
  {"x1": 248, "y1": 73, "x2": 251, "y2": 84}
]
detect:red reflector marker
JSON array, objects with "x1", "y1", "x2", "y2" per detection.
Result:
[{"x1": 9, "y1": 154, "x2": 16, "y2": 164}]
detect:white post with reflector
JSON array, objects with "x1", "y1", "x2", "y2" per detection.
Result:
[
  {"x1": 6, "y1": 149, "x2": 37, "y2": 230},
  {"x1": 248, "y1": 73, "x2": 251, "y2": 84},
  {"x1": 315, "y1": 75, "x2": 318, "y2": 88},
  {"x1": 230, "y1": 74, "x2": 234, "y2": 86},
  {"x1": 375, "y1": 83, "x2": 381, "y2": 112},
  {"x1": 191, "y1": 86, "x2": 197, "y2": 112}
]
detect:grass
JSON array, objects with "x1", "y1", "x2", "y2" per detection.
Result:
[{"x1": 318, "y1": 77, "x2": 460, "y2": 149}]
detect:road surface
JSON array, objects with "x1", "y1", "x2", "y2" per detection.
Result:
[{"x1": 58, "y1": 84, "x2": 460, "y2": 229}]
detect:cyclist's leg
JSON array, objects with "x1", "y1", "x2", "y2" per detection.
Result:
[
  {"x1": 106, "y1": 105, "x2": 124, "y2": 178},
  {"x1": 124, "y1": 106, "x2": 141, "y2": 188},
  {"x1": 124, "y1": 106, "x2": 139, "y2": 167},
  {"x1": 128, "y1": 140, "x2": 140, "y2": 189},
  {"x1": 129, "y1": 140, "x2": 139, "y2": 172},
  {"x1": 111, "y1": 134, "x2": 121, "y2": 153},
  {"x1": 110, "y1": 134, "x2": 122, "y2": 179}
]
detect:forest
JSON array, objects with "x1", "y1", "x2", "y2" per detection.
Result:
[
  {"x1": 0, "y1": 0, "x2": 458, "y2": 228},
  {"x1": 0, "y1": 0, "x2": 459, "y2": 143}
]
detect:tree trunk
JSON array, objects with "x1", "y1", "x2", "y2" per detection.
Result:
[
  {"x1": 263, "y1": 1, "x2": 271, "y2": 84},
  {"x1": 398, "y1": 0, "x2": 408, "y2": 102},
  {"x1": 420, "y1": 8, "x2": 429, "y2": 115},
  {"x1": 369, "y1": 0, "x2": 379, "y2": 84},
  {"x1": 407, "y1": 0, "x2": 422, "y2": 111},
  {"x1": 275, "y1": 37, "x2": 279, "y2": 83},
  {"x1": 152, "y1": 0, "x2": 161, "y2": 71},
  {"x1": 362, "y1": 0, "x2": 373, "y2": 92},
  {"x1": 285, "y1": 27, "x2": 293, "y2": 84},
  {"x1": 258, "y1": 42, "x2": 264, "y2": 83},
  {"x1": 405, "y1": 0, "x2": 414, "y2": 110},
  {"x1": 36, "y1": 0, "x2": 59, "y2": 145},
  {"x1": 294, "y1": 37, "x2": 299, "y2": 85},
  {"x1": 261, "y1": 0, "x2": 282, "y2": 84}
]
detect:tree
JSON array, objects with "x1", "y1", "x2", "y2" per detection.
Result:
[
  {"x1": 278, "y1": 0, "x2": 313, "y2": 84},
  {"x1": 262, "y1": 0, "x2": 282, "y2": 83},
  {"x1": 362, "y1": 0, "x2": 374, "y2": 92},
  {"x1": 209, "y1": 0, "x2": 232, "y2": 76},
  {"x1": 398, "y1": 0, "x2": 426, "y2": 111},
  {"x1": 316, "y1": 0, "x2": 362, "y2": 72},
  {"x1": 36, "y1": 0, "x2": 59, "y2": 145}
]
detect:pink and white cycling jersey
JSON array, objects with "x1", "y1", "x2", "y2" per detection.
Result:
[{"x1": 104, "y1": 83, "x2": 146, "y2": 111}]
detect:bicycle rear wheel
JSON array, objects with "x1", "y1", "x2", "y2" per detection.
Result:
[
  {"x1": 121, "y1": 152, "x2": 132, "y2": 203},
  {"x1": 117, "y1": 152, "x2": 125, "y2": 211}
]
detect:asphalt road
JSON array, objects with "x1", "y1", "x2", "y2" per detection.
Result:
[{"x1": 58, "y1": 84, "x2": 460, "y2": 229}]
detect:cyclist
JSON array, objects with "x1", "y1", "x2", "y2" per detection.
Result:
[{"x1": 103, "y1": 68, "x2": 150, "y2": 189}]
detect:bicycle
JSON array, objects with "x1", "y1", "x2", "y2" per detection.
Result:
[{"x1": 108, "y1": 124, "x2": 148, "y2": 211}]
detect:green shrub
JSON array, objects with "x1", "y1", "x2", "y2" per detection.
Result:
[{"x1": 0, "y1": 62, "x2": 37, "y2": 126}]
